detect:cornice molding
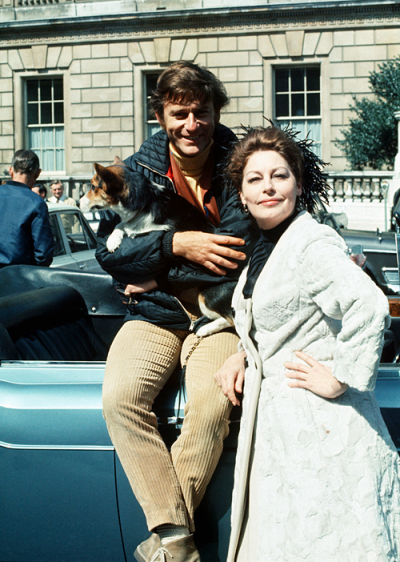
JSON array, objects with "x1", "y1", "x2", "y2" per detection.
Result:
[{"x1": 1, "y1": 1, "x2": 400, "y2": 46}]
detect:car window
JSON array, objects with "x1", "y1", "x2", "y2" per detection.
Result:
[
  {"x1": 48, "y1": 213, "x2": 67, "y2": 257},
  {"x1": 59, "y1": 212, "x2": 97, "y2": 254}
]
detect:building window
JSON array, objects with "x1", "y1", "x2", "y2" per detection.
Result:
[
  {"x1": 274, "y1": 67, "x2": 321, "y2": 157},
  {"x1": 26, "y1": 78, "x2": 65, "y2": 172},
  {"x1": 145, "y1": 73, "x2": 162, "y2": 140}
]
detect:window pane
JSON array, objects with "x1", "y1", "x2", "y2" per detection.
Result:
[
  {"x1": 48, "y1": 214, "x2": 66, "y2": 257},
  {"x1": 77, "y1": 216, "x2": 97, "y2": 250},
  {"x1": 276, "y1": 94, "x2": 289, "y2": 117},
  {"x1": 307, "y1": 93, "x2": 320, "y2": 116},
  {"x1": 27, "y1": 80, "x2": 38, "y2": 102},
  {"x1": 147, "y1": 122, "x2": 162, "y2": 138},
  {"x1": 56, "y1": 149, "x2": 65, "y2": 172},
  {"x1": 54, "y1": 102, "x2": 64, "y2": 124},
  {"x1": 278, "y1": 120, "x2": 290, "y2": 130},
  {"x1": 275, "y1": 69, "x2": 289, "y2": 93},
  {"x1": 40, "y1": 80, "x2": 52, "y2": 101},
  {"x1": 41, "y1": 103, "x2": 52, "y2": 124},
  {"x1": 55, "y1": 127, "x2": 64, "y2": 148},
  {"x1": 146, "y1": 74, "x2": 159, "y2": 120},
  {"x1": 28, "y1": 128, "x2": 41, "y2": 149},
  {"x1": 43, "y1": 150, "x2": 55, "y2": 172},
  {"x1": 291, "y1": 69, "x2": 304, "y2": 92},
  {"x1": 42, "y1": 128, "x2": 54, "y2": 148},
  {"x1": 292, "y1": 120, "x2": 306, "y2": 138},
  {"x1": 292, "y1": 93, "x2": 304, "y2": 116},
  {"x1": 27, "y1": 104, "x2": 39, "y2": 125},
  {"x1": 63, "y1": 216, "x2": 92, "y2": 251},
  {"x1": 53, "y1": 79, "x2": 63, "y2": 101},
  {"x1": 307, "y1": 119, "x2": 321, "y2": 142},
  {"x1": 306, "y1": 68, "x2": 320, "y2": 91},
  {"x1": 60, "y1": 213, "x2": 81, "y2": 239}
]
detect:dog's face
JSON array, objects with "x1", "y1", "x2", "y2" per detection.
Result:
[{"x1": 80, "y1": 156, "x2": 128, "y2": 213}]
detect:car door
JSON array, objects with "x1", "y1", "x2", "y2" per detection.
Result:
[
  {"x1": 49, "y1": 209, "x2": 100, "y2": 272},
  {"x1": 0, "y1": 360, "x2": 126, "y2": 562}
]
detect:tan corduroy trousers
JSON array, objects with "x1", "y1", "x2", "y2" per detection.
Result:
[{"x1": 102, "y1": 320, "x2": 237, "y2": 532}]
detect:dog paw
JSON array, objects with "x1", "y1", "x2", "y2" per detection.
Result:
[
  {"x1": 196, "y1": 317, "x2": 231, "y2": 337},
  {"x1": 106, "y1": 230, "x2": 124, "y2": 252}
]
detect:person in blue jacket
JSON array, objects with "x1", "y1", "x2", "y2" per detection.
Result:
[{"x1": 0, "y1": 150, "x2": 53, "y2": 268}]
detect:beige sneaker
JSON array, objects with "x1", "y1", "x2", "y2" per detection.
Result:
[
  {"x1": 134, "y1": 534, "x2": 161, "y2": 562},
  {"x1": 136, "y1": 534, "x2": 201, "y2": 562}
]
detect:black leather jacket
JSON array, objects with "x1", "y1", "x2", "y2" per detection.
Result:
[{"x1": 96, "y1": 125, "x2": 258, "y2": 330}]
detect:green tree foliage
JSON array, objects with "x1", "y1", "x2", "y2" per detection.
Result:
[{"x1": 335, "y1": 57, "x2": 400, "y2": 170}]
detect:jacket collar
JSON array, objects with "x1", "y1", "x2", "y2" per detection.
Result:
[
  {"x1": 134, "y1": 123, "x2": 236, "y2": 177},
  {"x1": 4, "y1": 179, "x2": 31, "y2": 189}
]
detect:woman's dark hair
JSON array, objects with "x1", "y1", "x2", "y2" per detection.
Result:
[
  {"x1": 150, "y1": 61, "x2": 229, "y2": 121},
  {"x1": 225, "y1": 125, "x2": 330, "y2": 214}
]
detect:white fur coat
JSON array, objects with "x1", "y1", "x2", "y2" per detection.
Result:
[{"x1": 228, "y1": 212, "x2": 400, "y2": 562}]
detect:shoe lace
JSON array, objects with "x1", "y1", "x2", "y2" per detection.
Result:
[{"x1": 150, "y1": 546, "x2": 173, "y2": 562}]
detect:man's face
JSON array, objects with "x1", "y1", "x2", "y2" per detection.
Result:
[
  {"x1": 156, "y1": 99, "x2": 218, "y2": 158},
  {"x1": 51, "y1": 183, "x2": 64, "y2": 200}
]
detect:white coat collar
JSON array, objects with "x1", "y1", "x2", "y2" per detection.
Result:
[{"x1": 233, "y1": 211, "x2": 312, "y2": 311}]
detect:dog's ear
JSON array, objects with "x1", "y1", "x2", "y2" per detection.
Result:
[
  {"x1": 94, "y1": 162, "x2": 106, "y2": 175},
  {"x1": 113, "y1": 156, "x2": 125, "y2": 166},
  {"x1": 94, "y1": 162, "x2": 124, "y2": 195}
]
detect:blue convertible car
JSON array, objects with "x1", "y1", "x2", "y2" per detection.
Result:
[{"x1": 0, "y1": 265, "x2": 399, "y2": 562}]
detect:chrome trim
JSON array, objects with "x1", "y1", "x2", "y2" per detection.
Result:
[
  {"x1": 0, "y1": 440, "x2": 115, "y2": 451},
  {"x1": 363, "y1": 249, "x2": 396, "y2": 255},
  {"x1": 0, "y1": 416, "x2": 183, "y2": 451},
  {"x1": 382, "y1": 267, "x2": 400, "y2": 292}
]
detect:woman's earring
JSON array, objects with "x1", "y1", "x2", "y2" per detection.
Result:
[{"x1": 243, "y1": 204, "x2": 249, "y2": 215}]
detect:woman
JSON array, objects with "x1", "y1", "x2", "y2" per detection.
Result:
[{"x1": 215, "y1": 126, "x2": 400, "y2": 562}]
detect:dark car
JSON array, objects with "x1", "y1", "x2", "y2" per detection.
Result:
[
  {"x1": 0, "y1": 265, "x2": 399, "y2": 562},
  {"x1": 315, "y1": 203, "x2": 399, "y2": 295}
]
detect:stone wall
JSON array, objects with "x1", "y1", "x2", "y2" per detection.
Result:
[{"x1": 0, "y1": 0, "x2": 399, "y2": 179}]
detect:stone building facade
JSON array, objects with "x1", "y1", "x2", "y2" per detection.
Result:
[{"x1": 0, "y1": 0, "x2": 399, "y2": 203}]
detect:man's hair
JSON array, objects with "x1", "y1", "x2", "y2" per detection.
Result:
[
  {"x1": 50, "y1": 180, "x2": 63, "y2": 189},
  {"x1": 150, "y1": 61, "x2": 229, "y2": 120},
  {"x1": 11, "y1": 150, "x2": 40, "y2": 175},
  {"x1": 33, "y1": 183, "x2": 47, "y2": 197}
]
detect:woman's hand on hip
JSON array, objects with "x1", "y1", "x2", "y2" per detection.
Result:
[
  {"x1": 214, "y1": 350, "x2": 247, "y2": 406},
  {"x1": 284, "y1": 350, "x2": 348, "y2": 399}
]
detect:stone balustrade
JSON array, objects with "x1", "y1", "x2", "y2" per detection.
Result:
[
  {"x1": 1, "y1": 170, "x2": 396, "y2": 231},
  {"x1": 326, "y1": 171, "x2": 393, "y2": 203}
]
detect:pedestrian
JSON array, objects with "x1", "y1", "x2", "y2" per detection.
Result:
[
  {"x1": 0, "y1": 149, "x2": 53, "y2": 268},
  {"x1": 31, "y1": 182, "x2": 47, "y2": 199},
  {"x1": 48, "y1": 179, "x2": 76, "y2": 206},
  {"x1": 96, "y1": 61, "x2": 257, "y2": 562},
  {"x1": 215, "y1": 125, "x2": 400, "y2": 562}
]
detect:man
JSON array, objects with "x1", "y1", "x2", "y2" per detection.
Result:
[
  {"x1": 0, "y1": 149, "x2": 53, "y2": 268},
  {"x1": 32, "y1": 183, "x2": 47, "y2": 199},
  {"x1": 48, "y1": 180, "x2": 76, "y2": 206},
  {"x1": 96, "y1": 62, "x2": 257, "y2": 562}
]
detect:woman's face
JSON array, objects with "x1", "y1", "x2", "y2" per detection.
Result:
[{"x1": 240, "y1": 150, "x2": 302, "y2": 230}]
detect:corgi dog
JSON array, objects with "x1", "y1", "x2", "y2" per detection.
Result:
[{"x1": 80, "y1": 156, "x2": 236, "y2": 337}]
